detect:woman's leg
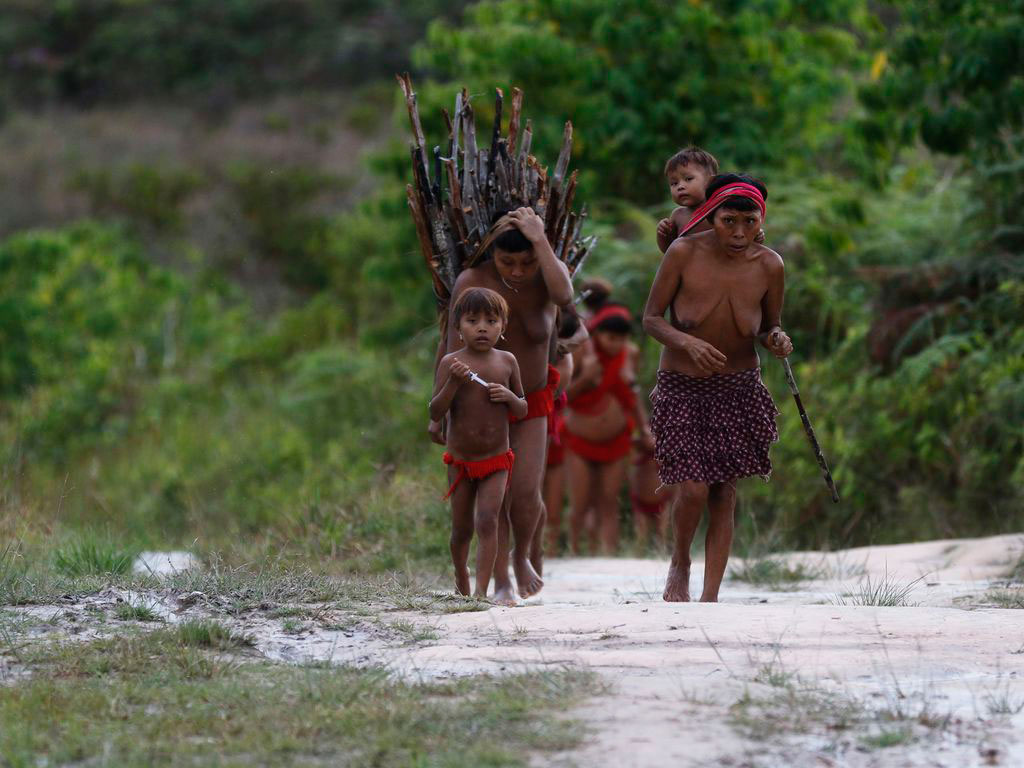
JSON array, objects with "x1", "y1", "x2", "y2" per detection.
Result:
[
  {"x1": 596, "y1": 456, "x2": 629, "y2": 554},
  {"x1": 542, "y1": 463, "x2": 565, "y2": 557},
  {"x1": 567, "y1": 451, "x2": 594, "y2": 555},
  {"x1": 700, "y1": 480, "x2": 737, "y2": 602}
]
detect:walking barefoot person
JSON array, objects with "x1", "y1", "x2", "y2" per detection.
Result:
[
  {"x1": 642, "y1": 174, "x2": 792, "y2": 602},
  {"x1": 430, "y1": 288, "x2": 527, "y2": 598},
  {"x1": 539, "y1": 310, "x2": 581, "y2": 557},
  {"x1": 565, "y1": 304, "x2": 653, "y2": 554},
  {"x1": 445, "y1": 208, "x2": 573, "y2": 603}
]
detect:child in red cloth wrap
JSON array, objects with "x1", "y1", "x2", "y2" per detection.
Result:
[
  {"x1": 430, "y1": 288, "x2": 527, "y2": 599},
  {"x1": 565, "y1": 302, "x2": 654, "y2": 554}
]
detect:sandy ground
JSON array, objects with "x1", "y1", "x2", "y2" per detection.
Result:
[{"x1": 7, "y1": 534, "x2": 1023, "y2": 767}]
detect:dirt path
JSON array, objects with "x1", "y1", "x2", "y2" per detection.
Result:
[
  {"x1": 8, "y1": 535, "x2": 1023, "y2": 766},
  {"x1": 374, "y1": 534, "x2": 1024, "y2": 767}
]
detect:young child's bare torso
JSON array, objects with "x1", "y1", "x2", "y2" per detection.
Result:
[
  {"x1": 439, "y1": 347, "x2": 519, "y2": 460},
  {"x1": 660, "y1": 231, "x2": 783, "y2": 376},
  {"x1": 449, "y1": 265, "x2": 557, "y2": 396}
]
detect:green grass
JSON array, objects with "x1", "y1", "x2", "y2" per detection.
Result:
[
  {"x1": 176, "y1": 619, "x2": 254, "y2": 650},
  {"x1": 729, "y1": 555, "x2": 823, "y2": 591},
  {"x1": 1, "y1": 631, "x2": 599, "y2": 766},
  {"x1": 831, "y1": 572, "x2": 925, "y2": 607},
  {"x1": 53, "y1": 538, "x2": 136, "y2": 578},
  {"x1": 982, "y1": 589, "x2": 1024, "y2": 609},
  {"x1": 114, "y1": 600, "x2": 160, "y2": 622}
]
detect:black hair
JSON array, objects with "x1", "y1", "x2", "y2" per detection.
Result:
[
  {"x1": 579, "y1": 277, "x2": 612, "y2": 311},
  {"x1": 558, "y1": 308, "x2": 581, "y2": 339},
  {"x1": 703, "y1": 173, "x2": 767, "y2": 219},
  {"x1": 452, "y1": 286, "x2": 509, "y2": 326},
  {"x1": 490, "y1": 210, "x2": 532, "y2": 253},
  {"x1": 664, "y1": 146, "x2": 719, "y2": 176}
]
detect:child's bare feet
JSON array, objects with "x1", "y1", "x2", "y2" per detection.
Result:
[
  {"x1": 514, "y1": 556, "x2": 544, "y2": 598},
  {"x1": 454, "y1": 566, "x2": 471, "y2": 597},
  {"x1": 492, "y1": 584, "x2": 517, "y2": 606},
  {"x1": 662, "y1": 561, "x2": 691, "y2": 602}
]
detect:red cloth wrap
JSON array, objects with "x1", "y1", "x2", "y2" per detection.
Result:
[
  {"x1": 565, "y1": 425, "x2": 633, "y2": 463},
  {"x1": 511, "y1": 364, "x2": 561, "y2": 423},
  {"x1": 565, "y1": 341, "x2": 637, "y2": 464},
  {"x1": 443, "y1": 450, "x2": 515, "y2": 499},
  {"x1": 631, "y1": 492, "x2": 664, "y2": 519},
  {"x1": 680, "y1": 182, "x2": 766, "y2": 237},
  {"x1": 569, "y1": 344, "x2": 637, "y2": 416},
  {"x1": 546, "y1": 391, "x2": 568, "y2": 467}
]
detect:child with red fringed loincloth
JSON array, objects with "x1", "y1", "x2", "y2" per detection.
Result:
[
  {"x1": 642, "y1": 173, "x2": 793, "y2": 603},
  {"x1": 430, "y1": 287, "x2": 528, "y2": 599}
]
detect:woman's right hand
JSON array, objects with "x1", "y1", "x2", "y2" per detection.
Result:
[{"x1": 681, "y1": 336, "x2": 726, "y2": 374}]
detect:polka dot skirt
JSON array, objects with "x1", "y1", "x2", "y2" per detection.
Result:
[{"x1": 650, "y1": 368, "x2": 779, "y2": 486}]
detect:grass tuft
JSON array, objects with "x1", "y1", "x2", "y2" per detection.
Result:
[
  {"x1": 54, "y1": 539, "x2": 135, "y2": 577},
  {"x1": 982, "y1": 589, "x2": 1024, "y2": 609},
  {"x1": 114, "y1": 601, "x2": 160, "y2": 622},
  {"x1": 729, "y1": 555, "x2": 823, "y2": 591},
  {"x1": 176, "y1": 619, "x2": 254, "y2": 650},
  {"x1": 831, "y1": 572, "x2": 924, "y2": 607}
]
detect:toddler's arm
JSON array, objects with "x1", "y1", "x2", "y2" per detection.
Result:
[{"x1": 429, "y1": 357, "x2": 470, "y2": 422}]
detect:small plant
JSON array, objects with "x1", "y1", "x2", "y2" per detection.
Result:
[
  {"x1": 863, "y1": 726, "x2": 914, "y2": 749},
  {"x1": 115, "y1": 601, "x2": 159, "y2": 622},
  {"x1": 983, "y1": 684, "x2": 1024, "y2": 716},
  {"x1": 176, "y1": 619, "x2": 253, "y2": 650},
  {"x1": 982, "y1": 589, "x2": 1024, "y2": 609},
  {"x1": 54, "y1": 539, "x2": 135, "y2": 577},
  {"x1": 831, "y1": 572, "x2": 924, "y2": 607},
  {"x1": 281, "y1": 618, "x2": 303, "y2": 635},
  {"x1": 729, "y1": 555, "x2": 822, "y2": 591},
  {"x1": 754, "y1": 659, "x2": 797, "y2": 688}
]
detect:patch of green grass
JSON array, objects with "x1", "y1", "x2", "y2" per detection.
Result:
[
  {"x1": 753, "y1": 659, "x2": 797, "y2": 688},
  {"x1": 831, "y1": 572, "x2": 924, "y2": 607},
  {"x1": 982, "y1": 589, "x2": 1024, "y2": 609},
  {"x1": 729, "y1": 555, "x2": 822, "y2": 591},
  {"x1": 863, "y1": 726, "x2": 914, "y2": 749},
  {"x1": 176, "y1": 619, "x2": 253, "y2": 650},
  {"x1": 53, "y1": 538, "x2": 136, "y2": 577},
  {"x1": 281, "y1": 618, "x2": 303, "y2": 634},
  {"x1": 384, "y1": 618, "x2": 439, "y2": 645},
  {"x1": 114, "y1": 600, "x2": 160, "y2": 622},
  {"x1": 2, "y1": 632, "x2": 599, "y2": 766}
]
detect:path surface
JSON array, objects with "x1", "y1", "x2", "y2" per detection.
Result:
[
  {"x1": 371, "y1": 534, "x2": 1024, "y2": 767},
  {"x1": 9, "y1": 535, "x2": 1024, "y2": 766}
]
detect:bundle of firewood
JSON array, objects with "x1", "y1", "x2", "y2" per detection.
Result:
[{"x1": 397, "y1": 73, "x2": 596, "y2": 314}]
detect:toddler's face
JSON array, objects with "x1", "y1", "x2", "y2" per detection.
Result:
[
  {"x1": 667, "y1": 163, "x2": 711, "y2": 208},
  {"x1": 459, "y1": 311, "x2": 503, "y2": 351}
]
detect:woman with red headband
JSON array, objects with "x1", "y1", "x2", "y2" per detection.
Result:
[
  {"x1": 642, "y1": 173, "x2": 793, "y2": 602},
  {"x1": 565, "y1": 299, "x2": 654, "y2": 554}
]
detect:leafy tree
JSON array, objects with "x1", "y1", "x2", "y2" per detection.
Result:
[{"x1": 414, "y1": 0, "x2": 875, "y2": 201}]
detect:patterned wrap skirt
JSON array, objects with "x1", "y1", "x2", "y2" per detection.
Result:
[{"x1": 650, "y1": 368, "x2": 779, "y2": 485}]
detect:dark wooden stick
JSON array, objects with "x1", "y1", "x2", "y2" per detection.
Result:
[{"x1": 780, "y1": 357, "x2": 841, "y2": 504}]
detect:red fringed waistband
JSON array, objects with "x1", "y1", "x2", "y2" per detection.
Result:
[
  {"x1": 564, "y1": 421, "x2": 634, "y2": 464},
  {"x1": 442, "y1": 450, "x2": 515, "y2": 499},
  {"x1": 511, "y1": 364, "x2": 561, "y2": 423}
]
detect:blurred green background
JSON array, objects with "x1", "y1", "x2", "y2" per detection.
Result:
[{"x1": 0, "y1": 0, "x2": 1021, "y2": 568}]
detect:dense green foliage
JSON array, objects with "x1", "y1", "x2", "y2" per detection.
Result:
[
  {"x1": 0, "y1": 0, "x2": 1021, "y2": 558},
  {"x1": 0, "y1": 0, "x2": 467, "y2": 106},
  {"x1": 415, "y1": 0, "x2": 878, "y2": 200}
]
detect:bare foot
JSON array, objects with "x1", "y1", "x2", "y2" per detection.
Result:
[
  {"x1": 699, "y1": 595, "x2": 719, "y2": 603},
  {"x1": 514, "y1": 557, "x2": 544, "y2": 599},
  {"x1": 662, "y1": 563, "x2": 691, "y2": 602},
  {"x1": 454, "y1": 566, "x2": 470, "y2": 597},
  {"x1": 530, "y1": 546, "x2": 543, "y2": 578},
  {"x1": 492, "y1": 584, "x2": 517, "y2": 606}
]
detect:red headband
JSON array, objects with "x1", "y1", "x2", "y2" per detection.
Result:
[
  {"x1": 587, "y1": 304, "x2": 632, "y2": 332},
  {"x1": 679, "y1": 182, "x2": 766, "y2": 236}
]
